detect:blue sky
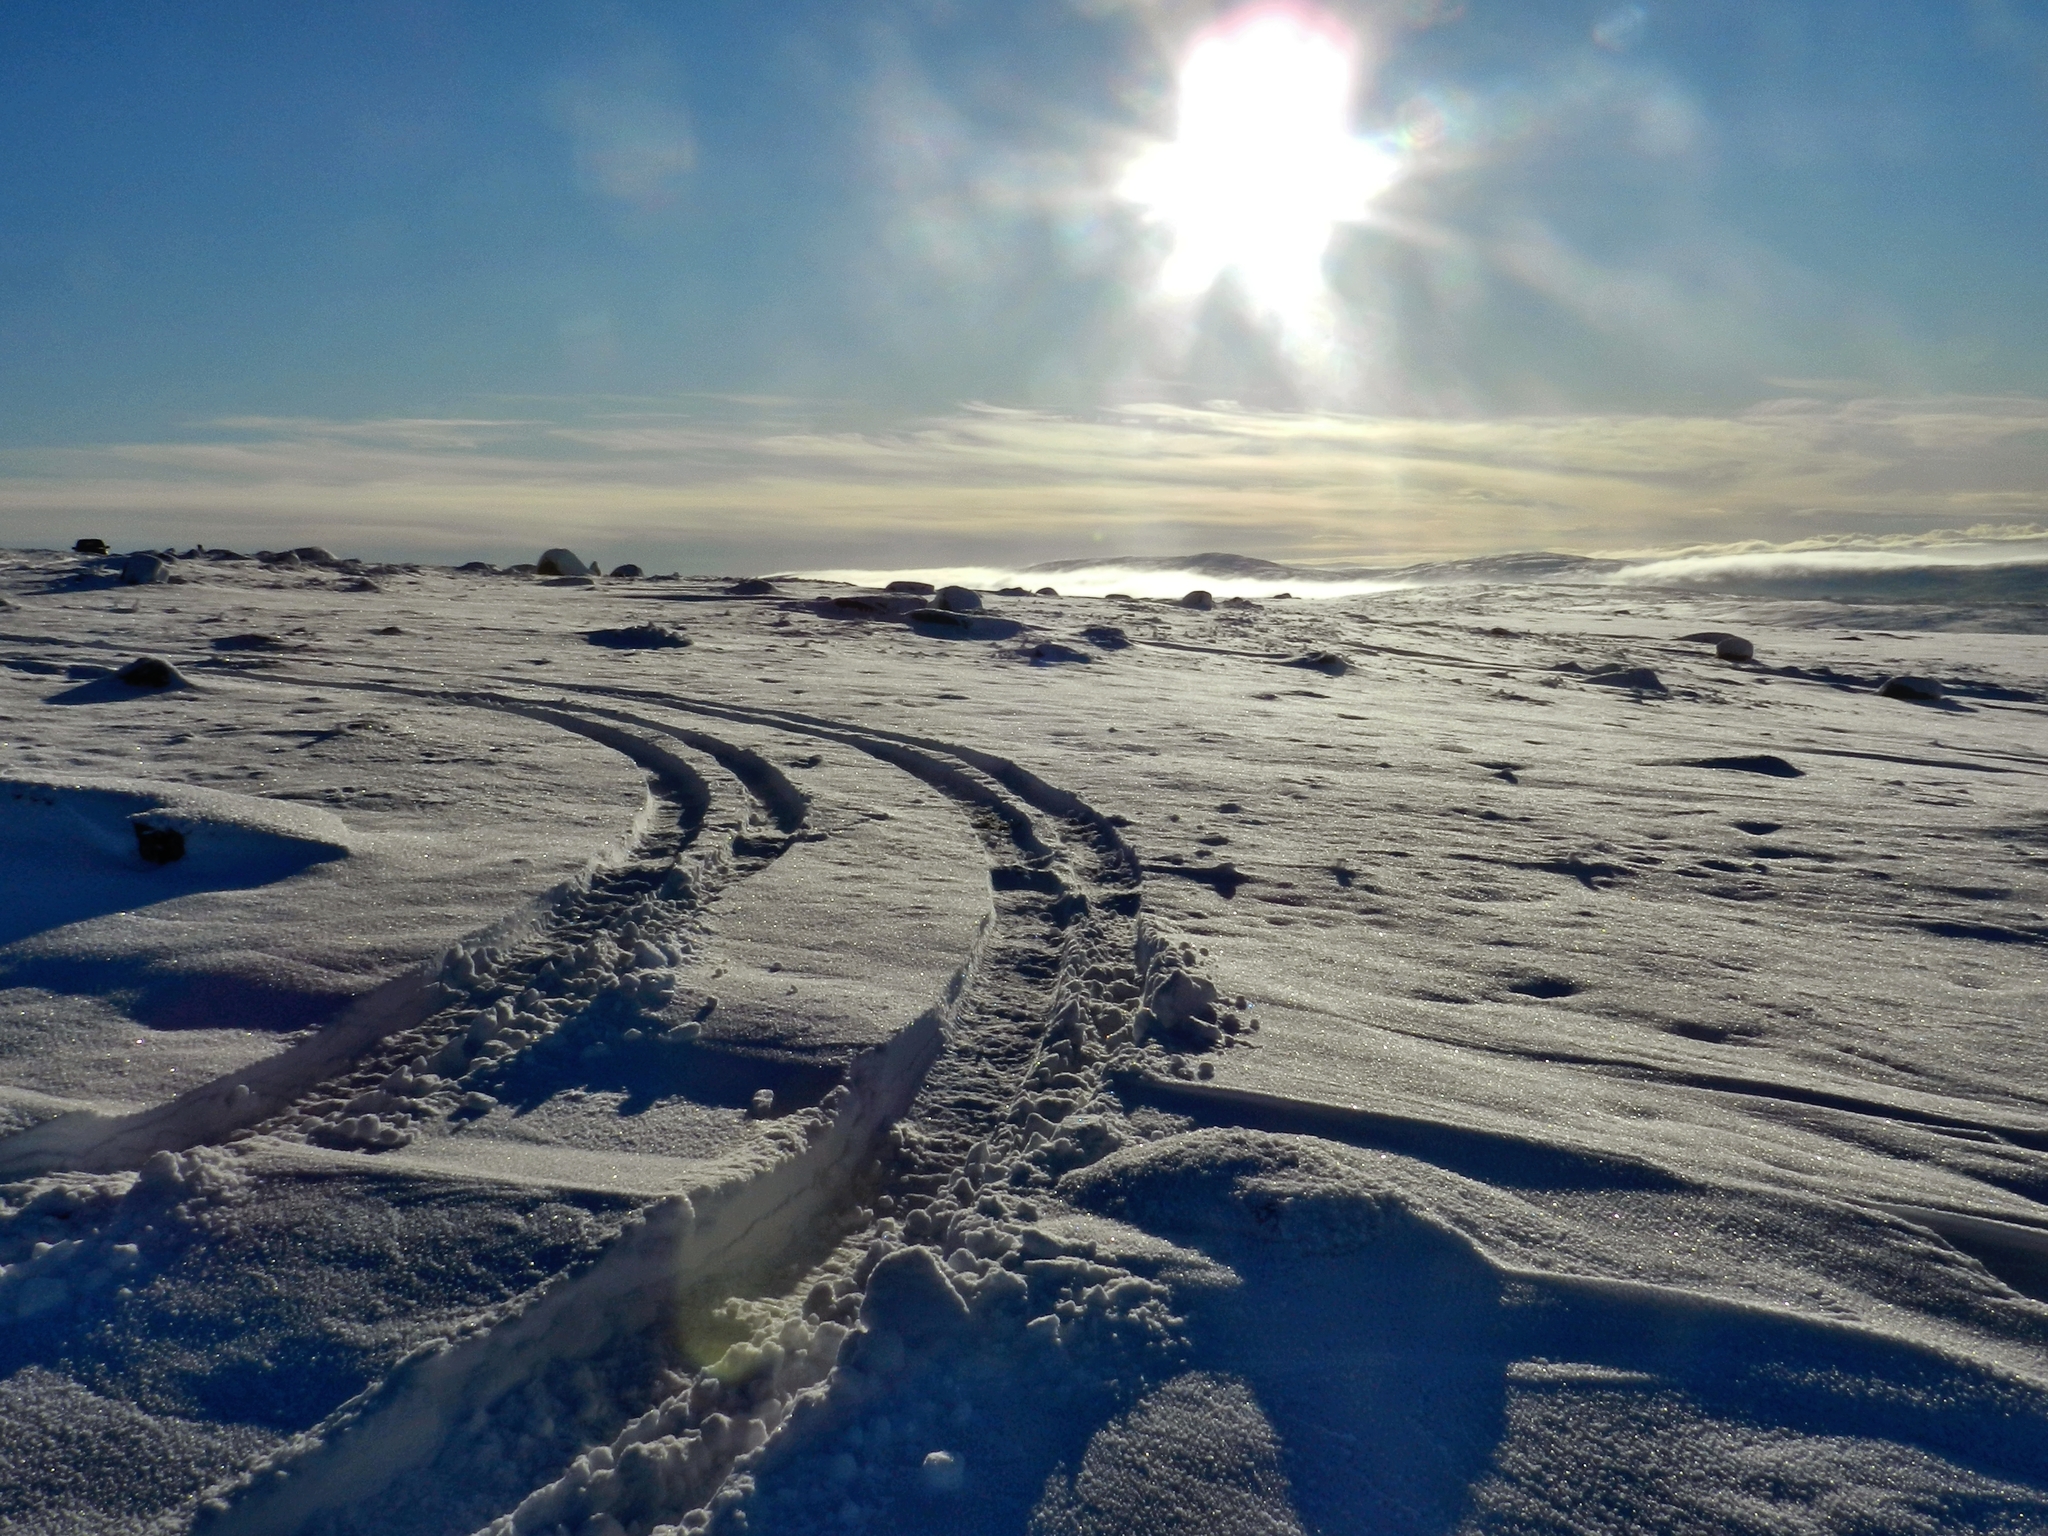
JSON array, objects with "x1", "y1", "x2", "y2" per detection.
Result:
[{"x1": 3, "y1": 0, "x2": 2046, "y2": 568}]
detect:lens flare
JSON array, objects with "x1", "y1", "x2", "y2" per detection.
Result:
[{"x1": 1122, "y1": 3, "x2": 1400, "y2": 315}]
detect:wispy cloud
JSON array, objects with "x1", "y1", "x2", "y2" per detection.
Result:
[
  {"x1": 547, "y1": 55, "x2": 697, "y2": 214},
  {"x1": 2, "y1": 395, "x2": 2045, "y2": 570}
]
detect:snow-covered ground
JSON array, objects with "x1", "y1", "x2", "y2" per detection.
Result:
[{"x1": 2, "y1": 543, "x2": 2044, "y2": 1536}]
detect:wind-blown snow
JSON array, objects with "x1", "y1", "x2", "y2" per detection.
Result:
[{"x1": 0, "y1": 541, "x2": 2044, "y2": 1535}]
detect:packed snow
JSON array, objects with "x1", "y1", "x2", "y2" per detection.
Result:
[{"x1": 1, "y1": 542, "x2": 2044, "y2": 1535}]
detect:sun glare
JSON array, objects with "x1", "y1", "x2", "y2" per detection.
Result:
[{"x1": 1123, "y1": 4, "x2": 1399, "y2": 314}]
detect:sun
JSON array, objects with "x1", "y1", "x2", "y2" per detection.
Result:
[{"x1": 1122, "y1": 3, "x2": 1399, "y2": 314}]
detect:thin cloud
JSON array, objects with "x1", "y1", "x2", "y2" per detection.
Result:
[{"x1": 3, "y1": 397, "x2": 2046, "y2": 568}]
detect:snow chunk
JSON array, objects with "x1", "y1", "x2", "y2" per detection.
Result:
[{"x1": 1060, "y1": 1129, "x2": 1429, "y2": 1257}]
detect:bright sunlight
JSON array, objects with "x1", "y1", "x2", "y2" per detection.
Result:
[{"x1": 1121, "y1": 2, "x2": 1400, "y2": 315}]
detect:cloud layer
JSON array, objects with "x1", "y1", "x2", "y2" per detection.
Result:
[{"x1": 2, "y1": 395, "x2": 2044, "y2": 573}]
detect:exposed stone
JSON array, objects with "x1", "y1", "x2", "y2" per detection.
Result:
[
  {"x1": 535, "y1": 548, "x2": 593, "y2": 577},
  {"x1": 1878, "y1": 674, "x2": 1943, "y2": 702}
]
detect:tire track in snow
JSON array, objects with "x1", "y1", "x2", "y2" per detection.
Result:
[
  {"x1": 0, "y1": 698, "x2": 747, "y2": 1179},
  {"x1": 4, "y1": 655, "x2": 1251, "y2": 1534}
]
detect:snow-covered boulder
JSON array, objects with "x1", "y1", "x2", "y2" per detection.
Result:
[{"x1": 535, "y1": 548, "x2": 593, "y2": 577}]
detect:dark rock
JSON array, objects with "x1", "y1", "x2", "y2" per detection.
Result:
[
  {"x1": 73, "y1": 538, "x2": 108, "y2": 555},
  {"x1": 1082, "y1": 625, "x2": 1131, "y2": 650},
  {"x1": 119, "y1": 553, "x2": 170, "y2": 585},
  {"x1": 936, "y1": 584, "x2": 982, "y2": 612},
  {"x1": 830, "y1": 593, "x2": 909, "y2": 614},
  {"x1": 1035, "y1": 586, "x2": 1059, "y2": 597},
  {"x1": 609, "y1": 564, "x2": 644, "y2": 579},
  {"x1": 133, "y1": 821, "x2": 185, "y2": 865},
  {"x1": 340, "y1": 577, "x2": 380, "y2": 592},
  {"x1": 535, "y1": 548, "x2": 592, "y2": 577},
  {"x1": 1715, "y1": 635, "x2": 1755, "y2": 661},
  {"x1": 211, "y1": 633, "x2": 295, "y2": 652},
  {"x1": 1584, "y1": 666, "x2": 1665, "y2": 691},
  {"x1": 727, "y1": 578, "x2": 776, "y2": 595},
  {"x1": 1878, "y1": 674, "x2": 1943, "y2": 702},
  {"x1": 886, "y1": 579, "x2": 937, "y2": 595},
  {"x1": 116, "y1": 656, "x2": 186, "y2": 688},
  {"x1": 909, "y1": 607, "x2": 971, "y2": 628},
  {"x1": 290, "y1": 546, "x2": 336, "y2": 564},
  {"x1": 262, "y1": 551, "x2": 302, "y2": 568},
  {"x1": 1180, "y1": 589, "x2": 1215, "y2": 610},
  {"x1": 998, "y1": 586, "x2": 1030, "y2": 597},
  {"x1": 1026, "y1": 642, "x2": 1092, "y2": 664},
  {"x1": 1284, "y1": 652, "x2": 1348, "y2": 676},
  {"x1": 457, "y1": 560, "x2": 496, "y2": 573},
  {"x1": 586, "y1": 623, "x2": 690, "y2": 650},
  {"x1": 1680, "y1": 755, "x2": 1803, "y2": 778}
]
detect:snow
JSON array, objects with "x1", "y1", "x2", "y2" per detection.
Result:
[{"x1": 0, "y1": 542, "x2": 2044, "y2": 1534}]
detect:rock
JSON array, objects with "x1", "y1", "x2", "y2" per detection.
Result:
[
  {"x1": 261, "y1": 551, "x2": 302, "y2": 568},
  {"x1": 211, "y1": 633, "x2": 295, "y2": 652},
  {"x1": 609, "y1": 563, "x2": 644, "y2": 579},
  {"x1": 1035, "y1": 586, "x2": 1059, "y2": 597},
  {"x1": 1878, "y1": 674, "x2": 1943, "y2": 702},
  {"x1": 133, "y1": 821, "x2": 185, "y2": 865},
  {"x1": 585, "y1": 623, "x2": 690, "y2": 650},
  {"x1": 290, "y1": 546, "x2": 336, "y2": 564},
  {"x1": 886, "y1": 579, "x2": 936, "y2": 595},
  {"x1": 457, "y1": 560, "x2": 495, "y2": 573},
  {"x1": 1025, "y1": 642, "x2": 1091, "y2": 664},
  {"x1": 998, "y1": 586, "x2": 1030, "y2": 597},
  {"x1": 1081, "y1": 625, "x2": 1130, "y2": 650},
  {"x1": 73, "y1": 538, "x2": 108, "y2": 555},
  {"x1": 935, "y1": 585, "x2": 982, "y2": 612},
  {"x1": 1584, "y1": 666, "x2": 1665, "y2": 692},
  {"x1": 1678, "y1": 630, "x2": 1738, "y2": 643},
  {"x1": 1285, "y1": 652, "x2": 1348, "y2": 676},
  {"x1": 727, "y1": 578, "x2": 776, "y2": 595},
  {"x1": 119, "y1": 553, "x2": 170, "y2": 585},
  {"x1": 115, "y1": 656, "x2": 188, "y2": 689},
  {"x1": 1715, "y1": 636, "x2": 1756, "y2": 662},
  {"x1": 535, "y1": 548, "x2": 593, "y2": 577},
  {"x1": 1179, "y1": 589, "x2": 1215, "y2": 610},
  {"x1": 909, "y1": 607, "x2": 970, "y2": 628}
]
